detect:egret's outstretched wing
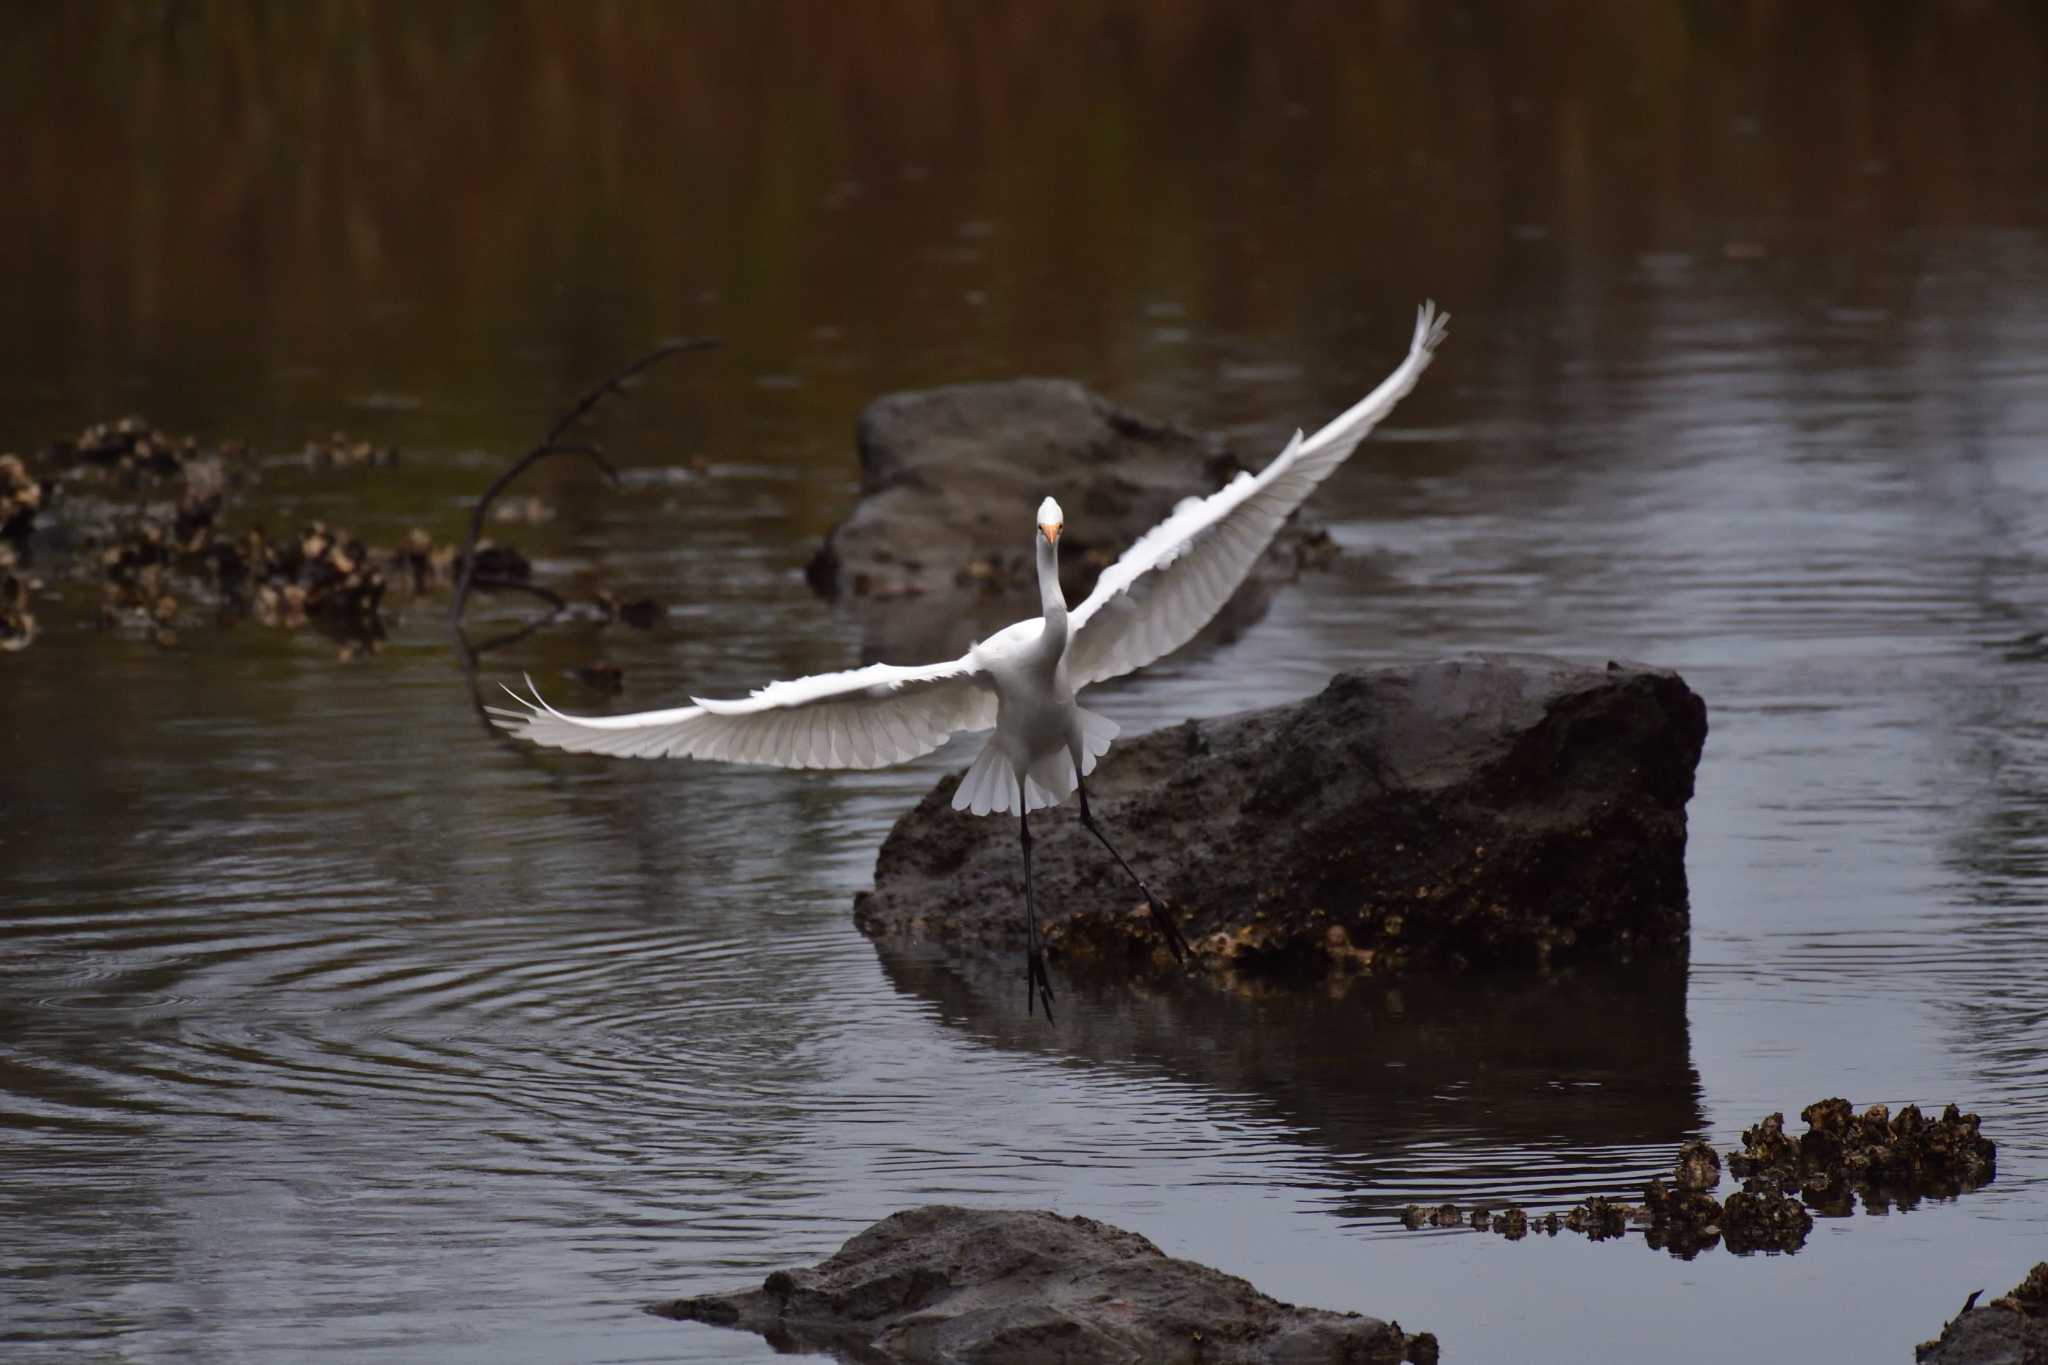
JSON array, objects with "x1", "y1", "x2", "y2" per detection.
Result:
[
  {"x1": 488, "y1": 655, "x2": 996, "y2": 769},
  {"x1": 1065, "y1": 301, "x2": 1450, "y2": 689}
]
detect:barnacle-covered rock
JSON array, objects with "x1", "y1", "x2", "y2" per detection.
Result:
[
  {"x1": 388, "y1": 528, "x2": 461, "y2": 594},
  {"x1": 1721, "y1": 1186, "x2": 1811, "y2": 1255},
  {"x1": 1400, "y1": 1100, "x2": 1994, "y2": 1264},
  {"x1": 303, "y1": 430, "x2": 398, "y2": 470},
  {"x1": 1729, "y1": 1098, "x2": 1994, "y2": 1210},
  {"x1": 1641, "y1": 1178, "x2": 1722, "y2": 1260},
  {"x1": 0, "y1": 454, "x2": 46, "y2": 540},
  {"x1": 1562, "y1": 1195, "x2": 1635, "y2": 1241},
  {"x1": 1675, "y1": 1139, "x2": 1721, "y2": 1192},
  {"x1": 1728, "y1": 1111, "x2": 1800, "y2": 1186},
  {"x1": 60, "y1": 416, "x2": 200, "y2": 476},
  {"x1": 0, "y1": 545, "x2": 37, "y2": 651},
  {"x1": 659, "y1": 1205, "x2": 1437, "y2": 1364}
]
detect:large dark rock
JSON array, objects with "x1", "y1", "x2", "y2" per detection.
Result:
[
  {"x1": 855, "y1": 655, "x2": 1707, "y2": 978},
  {"x1": 654, "y1": 1205, "x2": 1435, "y2": 1364},
  {"x1": 807, "y1": 378, "x2": 1331, "y2": 663},
  {"x1": 1916, "y1": 1264, "x2": 2048, "y2": 1364}
]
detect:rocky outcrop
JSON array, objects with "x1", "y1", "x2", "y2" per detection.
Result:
[
  {"x1": 807, "y1": 378, "x2": 1332, "y2": 663},
  {"x1": 855, "y1": 655, "x2": 1708, "y2": 979},
  {"x1": 1916, "y1": 1264, "x2": 2048, "y2": 1364},
  {"x1": 654, "y1": 1205, "x2": 1436, "y2": 1364}
]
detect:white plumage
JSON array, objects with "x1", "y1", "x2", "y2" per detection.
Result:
[{"x1": 491, "y1": 302, "x2": 1450, "y2": 810}]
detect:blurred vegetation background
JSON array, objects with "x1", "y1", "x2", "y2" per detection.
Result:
[{"x1": 2, "y1": 2, "x2": 2042, "y2": 526}]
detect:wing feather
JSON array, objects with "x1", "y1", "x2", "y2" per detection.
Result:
[
  {"x1": 874, "y1": 704, "x2": 914, "y2": 762},
  {"x1": 489, "y1": 654, "x2": 996, "y2": 769},
  {"x1": 1066, "y1": 301, "x2": 1449, "y2": 689}
]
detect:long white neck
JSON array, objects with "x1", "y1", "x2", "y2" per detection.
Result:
[{"x1": 1037, "y1": 534, "x2": 1069, "y2": 640}]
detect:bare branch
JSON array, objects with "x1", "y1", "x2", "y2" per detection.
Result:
[{"x1": 449, "y1": 336, "x2": 718, "y2": 627}]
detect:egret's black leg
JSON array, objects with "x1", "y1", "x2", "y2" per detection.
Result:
[
  {"x1": 1019, "y1": 798, "x2": 1055, "y2": 1022},
  {"x1": 1075, "y1": 775, "x2": 1190, "y2": 964}
]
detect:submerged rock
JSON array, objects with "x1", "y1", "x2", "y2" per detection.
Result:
[
  {"x1": 655, "y1": 1205, "x2": 1435, "y2": 1364},
  {"x1": 808, "y1": 378, "x2": 1333, "y2": 663},
  {"x1": 1916, "y1": 1264, "x2": 2048, "y2": 1365},
  {"x1": 855, "y1": 655, "x2": 1707, "y2": 978}
]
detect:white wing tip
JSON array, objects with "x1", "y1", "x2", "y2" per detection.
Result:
[
  {"x1": 1414, "y1": 300, "x2": 1451, "y2": 356},
  {"x1": 490, "y1": 675, "x2": 576, "y2": 742},
  {"x1": 491, "y1": 681, "x2": 541, "y2": 729}
]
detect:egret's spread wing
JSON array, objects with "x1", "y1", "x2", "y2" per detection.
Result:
[
  {"x1": 489, "y1": 655, "x2": 996, "y2": 769},
  {"x1": 1066, "y1": 302, "x2": 1450, "y2": 689}
]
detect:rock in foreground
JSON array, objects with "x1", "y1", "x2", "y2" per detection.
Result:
[
  {"x1": 1917, "y1": 1264, "x2": 2048, "y2": 1364},
  {"x1": 807, "y1": 378, "x2": 1332, "y2": 663},
  {"x1": 855, "y1": 655, "x2": 1707, "y2": 977},
  {"x1": 654, "y1": 1205, "x2": 1435, "y2": 1364}
]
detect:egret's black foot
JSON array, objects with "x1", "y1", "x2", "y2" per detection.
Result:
[
  {"x1": 1144, "y1": 892, "x2": 1192, "y2": 965},
  {"x1": 1026, "y1": 946, "x2": 1056, "y2": 1023}
]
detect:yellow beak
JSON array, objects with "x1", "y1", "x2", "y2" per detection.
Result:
[{"x1": 1039, "y1": 522, "x2": 1062, "y2": 544}]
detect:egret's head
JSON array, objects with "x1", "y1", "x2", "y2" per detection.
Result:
[{"x1": 1037, "y1": 496, "x2": 1064, "y2": 545}]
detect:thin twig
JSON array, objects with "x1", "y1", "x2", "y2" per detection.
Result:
[
  {"x1": 449, "y1": 336, "x2": 718, "y2": 627},
  {"x1": 458, "y1": 615, "x2": 555, "y2": 663}
]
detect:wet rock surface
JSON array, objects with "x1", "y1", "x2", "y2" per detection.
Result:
[
  {"x1": 807, "y1": 378, "x2": 1334, "y2": 663},
  {"x1": 654, "y1": 1205, "x2": 1436, "y2": 1365},
  {"x1": 1406, "y1": 1100, "x2": 1996, "y2": 1260},
  {"x1": 1916, "y1": 1264, "x2": 2048, "y2": 1365},
  {"x1": 856, "y1": 655, "x2": 1707, "y2": 977}
]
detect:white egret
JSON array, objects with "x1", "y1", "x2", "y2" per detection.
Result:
[{"x1": 492, "y1": 302, "x2": 1450, "y2": 1019}]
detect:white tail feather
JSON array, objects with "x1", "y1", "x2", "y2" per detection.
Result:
[
  {"x1": 949, "y1": 705, "x2": 1122, "y2": 817},
  {"x1": 1075, "y1": 706, "x2": 1118, "y2": 773},
  {"x1": 954, "y1": 741, "x2": 1016, "y2": 816}
]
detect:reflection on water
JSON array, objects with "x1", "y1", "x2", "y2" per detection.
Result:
[
  {"x1": 5, "y1": 4, "x2": 2048, "y2": 1363},
  {"x1": 875, "y1": 949, "x2": 1702, "y2": 1220}
]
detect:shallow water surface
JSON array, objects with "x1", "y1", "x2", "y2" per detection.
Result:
[{"x1": 4, "y1": 6, "x2": 2048, "y2": 1362}]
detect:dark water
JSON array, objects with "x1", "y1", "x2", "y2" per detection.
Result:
[{"x1": 4, "y1": 5, "x2": 2048, "y2": 1361}]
